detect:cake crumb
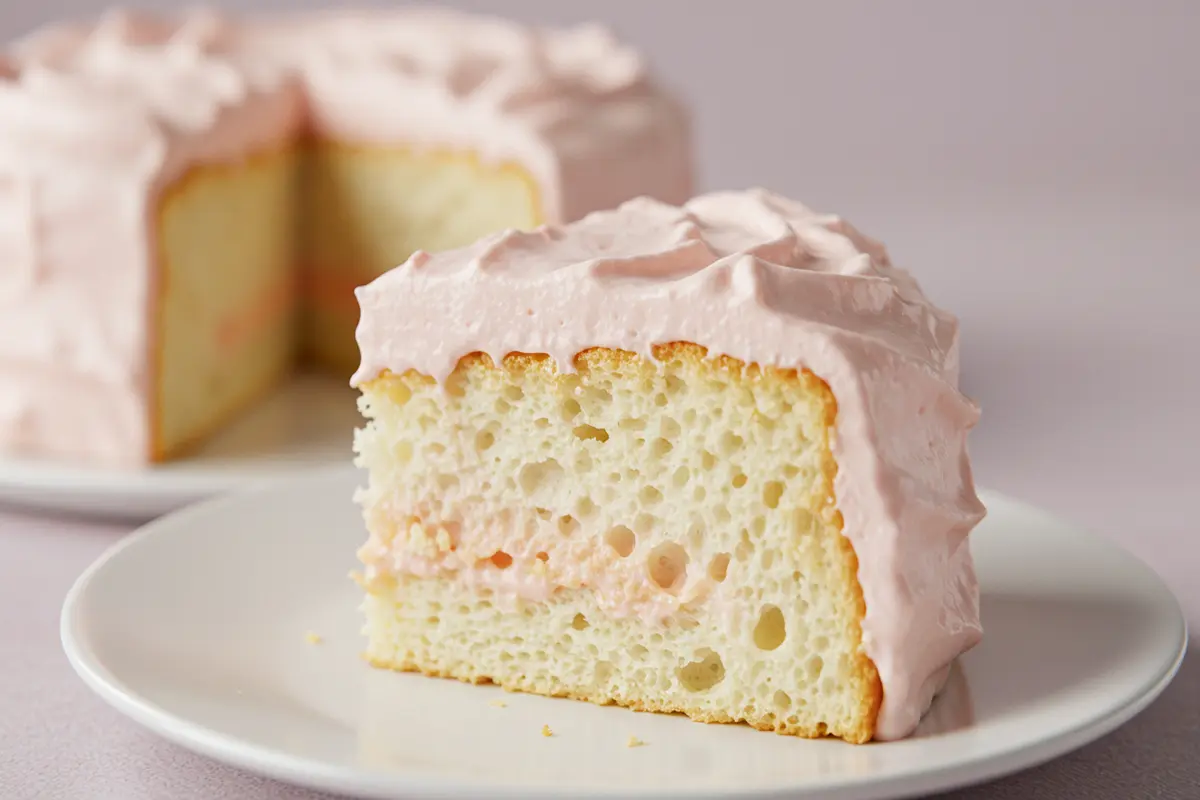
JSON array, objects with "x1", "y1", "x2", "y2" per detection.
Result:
[
  {"x1": 488, "y1": 699, "x2": 508, "y2": 708},
  {"x1": 541, "y1": 724, "x2": 554, "y2": 737},
  {"x1": 408, "y1": 520, "x2": 456, "y2": 558},
  {"x1": 304, "y1": 631, "x2": 323, "y2": 645},
  {"x1": 626, "y1": 735, "x2": 646, "y2": 748}
]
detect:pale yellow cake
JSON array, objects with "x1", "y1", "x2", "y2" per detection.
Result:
[
  {"x1": 0, "y1": 8, "x2": 691, "y2": 465},
  {"x1": 356, "y1": 346, "x2": 882, "y2": 742}
]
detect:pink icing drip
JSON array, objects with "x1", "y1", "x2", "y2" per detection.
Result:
[{"x1": 352, "y1": 189, "x2": 986, "y2": 740}]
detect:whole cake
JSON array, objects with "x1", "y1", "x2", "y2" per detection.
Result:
[
  {"x1": 0, "y1": 8, "x2": 691, "y2": 465},
  {"x1": 352, "y1": 189, "x2": 986, "y2": 743}
]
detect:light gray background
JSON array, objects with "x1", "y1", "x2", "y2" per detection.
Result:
[{"x1": 0, "y1": 2, "x2": 1196, "y2": 799}]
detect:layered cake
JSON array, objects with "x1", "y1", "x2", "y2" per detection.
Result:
[
  {"x1": 352, "y1": 189, "x2": 986, "y2": 743},
  {"x1": 0, "y1": 8, "x2": 691, "y2": 465}
]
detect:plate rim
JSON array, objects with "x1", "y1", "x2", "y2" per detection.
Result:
[{"x1": 59, "y1": 478, "x2": 1190, "y2": 800}]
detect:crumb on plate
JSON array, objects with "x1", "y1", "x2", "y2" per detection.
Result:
[
  {"x1": 489, "y1": 699, "x2": 508, "y2": 708},
  {"x1": 541, "y1": 724, "x2": 553, "y2": 737},
  {"x1": 626, "y1": 735, "x2": 646, "y2": 748},
  {"x1": 304, "y1": 631, "x2": 323, "y2": 645}
]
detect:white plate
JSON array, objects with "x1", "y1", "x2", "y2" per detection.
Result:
[
  {"x1": 0, "y1": 374, "x2": 361, "y2": 520},
  {"x1": 60, "y1": 472, "x2": 1187, "y2": 800}
]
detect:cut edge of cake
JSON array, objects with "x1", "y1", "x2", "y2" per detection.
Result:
[{"x1": 354, "y1": 344, "x2": 885, "y2": 743}]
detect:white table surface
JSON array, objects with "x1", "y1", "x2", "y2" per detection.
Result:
[{"x1": 0, "y1": 2, "x2": 1196, "y2": 798}]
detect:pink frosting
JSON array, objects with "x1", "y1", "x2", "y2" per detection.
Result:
[
  {"x1": 0, "y1": 7, "x2": 690, "y2": 465},
  {"x1": 352, "y1": 189, "x2": 986, "y2": 740}
]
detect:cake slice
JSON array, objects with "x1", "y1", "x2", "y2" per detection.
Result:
[{"x1": 351, "y1": 189, "x2": 986, "y2": 743}]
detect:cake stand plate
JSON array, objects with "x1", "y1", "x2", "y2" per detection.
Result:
[
  {"x1": 60, "y1": 472, "x2": 1187, "y2": 800},
  {"x1": 0, "y1": 374, "x2": 361, "y2": 521}
]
